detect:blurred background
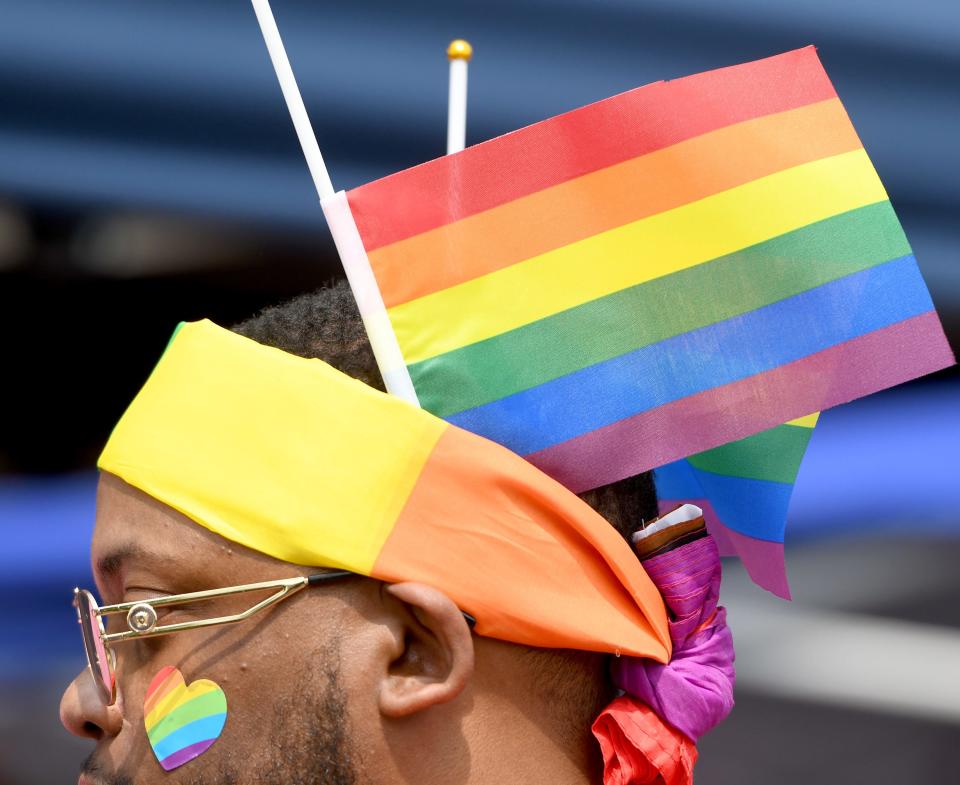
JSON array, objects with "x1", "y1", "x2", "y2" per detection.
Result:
[{"x1": 1, "y1": 0, "x2": 958, "y2": 782}]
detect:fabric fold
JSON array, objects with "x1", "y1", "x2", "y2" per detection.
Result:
[
  {"x1": 593, "y1": 505, "x2": 735, "y2": 784},
  {"x1": 592, "y1": 696, "x2": 697, "y2": 785},
  {"x1": 613, "y1": 506, "x2": 735, "y2": 741}
]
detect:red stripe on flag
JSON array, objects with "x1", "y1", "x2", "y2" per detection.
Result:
[{"x1": 347, "y1": 46, "x2": 837, "y2": 252}]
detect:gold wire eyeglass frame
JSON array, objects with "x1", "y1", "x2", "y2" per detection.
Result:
[
  {"x1": 73, "y1": 571, "x2": 478, "y2": 706},
  {"x1": 72, "y1": 571, "x2": 354, "y2": 706}
]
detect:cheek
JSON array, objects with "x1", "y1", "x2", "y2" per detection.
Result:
[
  {"x1": 319, "y1": 613, "x2": 391, "y2": 734},
  {"x1": 114, "y1": 597, "x2": 359, "y2": 772},
  {"x1": 111, "y1": 638, "x2": 238, "y2": 768},
  {"x1": 115, "y1": 640, "x2": 174, "y2": 717}
]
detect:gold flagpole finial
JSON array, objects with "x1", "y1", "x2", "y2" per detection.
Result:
[
  {"x1": 446, "y1": 39, "x2": 472, "y2": 154},
  {"x1": 447, "y1": 39, "x2": 473, "y2": 61}
]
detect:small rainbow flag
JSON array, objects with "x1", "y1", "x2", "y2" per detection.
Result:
[
  {"x1": 655, "y1": 413, "x2": 818, "y2": 597},
  {"x1": 328, "y1": 46, "x2": 954, "y2": 596}
]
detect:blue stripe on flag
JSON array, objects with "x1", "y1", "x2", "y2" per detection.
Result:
[
  {"x1": 449, "y1": 255, "x2": 931, "y2": 454},
  {"x1": 655, "y1": 458, "x2": 795, "y2": 543},
  {"x1": 688, "y1": 467, "x2": 794, "y2": 542}
]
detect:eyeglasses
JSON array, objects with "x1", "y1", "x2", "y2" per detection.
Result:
[
  {"x1": 72, "y1": 571, "x2": 353, "y2": 706},
  {"x1": 73, "y1": 572, "x2": 478, "y2": 706}
]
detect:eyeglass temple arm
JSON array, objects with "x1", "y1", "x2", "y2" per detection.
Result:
[
  {"x1": 307, "y1": 572, "x2": 476, "y2": 627},
  {"x1": 101, "y1": 576, "x2": 314, "y2": 643},
  {"x1": 98, "y1": 570, "x2": 475, "y2": 642},
  {"x1": 313, "y1": 572, "x2": 476, "y2": 628}
]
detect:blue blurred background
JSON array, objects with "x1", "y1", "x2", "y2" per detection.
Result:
[{"x1": 1, "y1": 1, "x2": 957, "y2": 782}]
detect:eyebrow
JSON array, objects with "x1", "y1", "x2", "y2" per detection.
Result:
[{"x1": 95, "y1": 543, "x2": 156, "y2": 580}]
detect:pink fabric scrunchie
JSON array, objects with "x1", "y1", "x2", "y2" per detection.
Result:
[
  {"x1": 613, "y1": 532, "x2": 735, "y2": 741},
  {"x1": 592, "y1": 511, "x2": 735, "y2": 784}
]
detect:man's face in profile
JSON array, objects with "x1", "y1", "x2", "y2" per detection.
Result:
[{"x1": 62, "y1": 474, "x2": 362, "y2": 785}]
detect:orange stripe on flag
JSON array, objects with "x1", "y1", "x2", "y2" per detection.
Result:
[
  {"x1": 371, "y1": 426, "x2": 671, "y2": 659},
  {"x1": 369, "y1": 98, "x2": 863, "y2": 308}
]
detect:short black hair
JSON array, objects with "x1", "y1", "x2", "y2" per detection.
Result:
[{"x1": 232, "y1": 279, "x2": 659, "y2": 543}]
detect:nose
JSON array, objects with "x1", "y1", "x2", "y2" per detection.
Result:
[{"x1": 60, "y1": 669, "x2": 123, "y2": 740}]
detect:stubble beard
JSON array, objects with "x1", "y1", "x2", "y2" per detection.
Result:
[{"x1": 81, "y1": 647, "x2": 358, "y2": 785}]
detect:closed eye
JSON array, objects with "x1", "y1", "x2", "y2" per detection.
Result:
[{"x1": 121, "y1": 590, "x2": 215, "y2": 622}]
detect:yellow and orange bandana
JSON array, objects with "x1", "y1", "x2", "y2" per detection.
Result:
[{"x1": 99, "y1": 319, "x2": 669, "y2": 660}]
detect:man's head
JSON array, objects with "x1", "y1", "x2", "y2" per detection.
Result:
[{"x1": 61, "y1": 281, "x2": 661, "y2": 785}]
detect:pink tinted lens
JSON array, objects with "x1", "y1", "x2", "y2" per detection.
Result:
[{"x1": 76, "y1": 590, "x2": 115, "y2": 704}]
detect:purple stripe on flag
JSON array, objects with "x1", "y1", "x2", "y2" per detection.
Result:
[
  {"x1": 159, "y1": 738, "x2": 218, "y2": 771},
  {"x1": 711, "y1": 521, "x2": 790, "y2": 599},
  {"x1": 660, "y1": 497, "x2": 791, "y2": 598},
  {"x1": 527, "y1": 311, "x2": 953, "y2": 493}
]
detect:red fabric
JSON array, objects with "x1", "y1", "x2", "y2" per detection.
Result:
[{"x1": 592, "y1": 695, "x2": 698, "y2": 785}]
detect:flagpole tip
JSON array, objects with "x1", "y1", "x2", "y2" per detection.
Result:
[{"x1": 447, "y1": 39, "x2": 473, "y2": 62}]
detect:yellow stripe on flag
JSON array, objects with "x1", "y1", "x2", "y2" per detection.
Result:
[
  {"x1": 387, "y1": 149, "x2": 888, "y2": 365},
  {"x1": 785, "y1": 413, "x2": 820, "y2": 428}
]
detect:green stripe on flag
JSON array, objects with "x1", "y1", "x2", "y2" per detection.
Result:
[
  {"x1": 686, "y1": 422, "x2": 816, "y2": 484},
  {"x1": 411, "y1": 201, "x2": 910, "y2": 418}
]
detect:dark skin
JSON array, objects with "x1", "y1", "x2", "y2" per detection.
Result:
[{"x1": 61, "y1": 474, "x2": 598, "y2": 785}]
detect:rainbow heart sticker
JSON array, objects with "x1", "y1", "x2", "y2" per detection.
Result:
[{"x1": 144, "y1": 666, "x2": 227, "y2": 771}]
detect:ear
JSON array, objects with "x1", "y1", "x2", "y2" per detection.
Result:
[{"x1": 377, "y1": 582, "x2": 475, "y2": 719}]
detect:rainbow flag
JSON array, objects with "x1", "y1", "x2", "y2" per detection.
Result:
[
  {"x1": 326, "y1": 46, "x2": 954, "y2": 596},
  {"x1": 655, "y1": 413, "x2": 818, "y2": 597}
]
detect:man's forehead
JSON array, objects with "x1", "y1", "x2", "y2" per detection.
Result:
[
  {"x1": 92, "y1": 473, "x2": 293, "y2": 589},
  {"x1": 94, "y1": 473, "x2": 209, "y2": 554}
]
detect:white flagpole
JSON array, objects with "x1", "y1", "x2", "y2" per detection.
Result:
[
  {"x1": 250, "y1": 0, "x2": 335, "y2": 201},
  {"x1": 249, "y1": 0, "x2": 420, "y2": 405},
  {"x1": 248, "y1": 0, "x2": 423, "y2": 404},
  {"x1": 446, "y1": 40, "x2": 472, "y2": 154}
]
